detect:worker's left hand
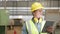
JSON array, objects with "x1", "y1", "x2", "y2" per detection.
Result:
[{"x1": 46, "y1": 26, "x2": 54, "y2": 33}]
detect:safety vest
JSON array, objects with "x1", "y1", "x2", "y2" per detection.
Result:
[{"x1": 26, "y1": 20, "x2": 48, "y2": 34}]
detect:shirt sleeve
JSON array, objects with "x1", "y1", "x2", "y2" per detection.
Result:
[{"x1": 22, "y1": 23, "x2": 28, "y2": 34}]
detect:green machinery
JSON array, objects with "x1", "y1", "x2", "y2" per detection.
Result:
[{"x1": 0, "y1": 9, "x2": 9, "y2": 34}]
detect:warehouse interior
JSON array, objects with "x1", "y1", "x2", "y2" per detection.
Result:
[{"x1": 0, "y1": 0, "x2": 60, "y2": 34}]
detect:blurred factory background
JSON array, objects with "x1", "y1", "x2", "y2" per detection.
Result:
[{"x1": 0, "y1": 0, "x2": 60, "y2": 34}]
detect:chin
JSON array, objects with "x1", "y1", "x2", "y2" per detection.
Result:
[{"x1": 37, "y1": 17, "x2": 40, "y2": 19}]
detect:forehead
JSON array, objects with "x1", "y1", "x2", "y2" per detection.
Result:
[
  {"x1": 37, "y1": 8, "x2": 43, "y2": 11},
  {"x1": 34, "y1": 8, "x2": 43, "y2": 12}
]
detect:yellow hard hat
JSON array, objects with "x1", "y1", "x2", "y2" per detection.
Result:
[{"x1": 31, "y1": 2, "x2": 44, "y2": 12}]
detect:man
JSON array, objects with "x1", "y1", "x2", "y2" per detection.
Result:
[{"x1": 22, "y1": 2, "x2": 53, "y2": 34}]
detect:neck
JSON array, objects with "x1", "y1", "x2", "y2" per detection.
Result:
[
  {"x1": 32, "y1": 17, "x2": 43, "y2": 23},
  {"x1": 33, "y1": 17, "x2": 40, "y2": 20}
]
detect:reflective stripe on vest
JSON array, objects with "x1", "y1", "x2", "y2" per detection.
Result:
[{"x1": 26, "y1": 20, "x2": 47, "y2": 34}]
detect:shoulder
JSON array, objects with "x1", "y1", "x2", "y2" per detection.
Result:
[{"x1": 41, "y1": 20, "x2": 46, "y2": 25}]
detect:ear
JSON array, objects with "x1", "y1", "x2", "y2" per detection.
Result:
[
  {"x1": 32, "y1": 12, "x2": 34, "y2": 16},
  {"x1": 33, "y1": 12, "x2": 35, "y2": 14}
]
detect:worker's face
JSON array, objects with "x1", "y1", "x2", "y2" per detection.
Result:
[{"x1": 33, "y1": 9, "x2": 43, "y2": 19}]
